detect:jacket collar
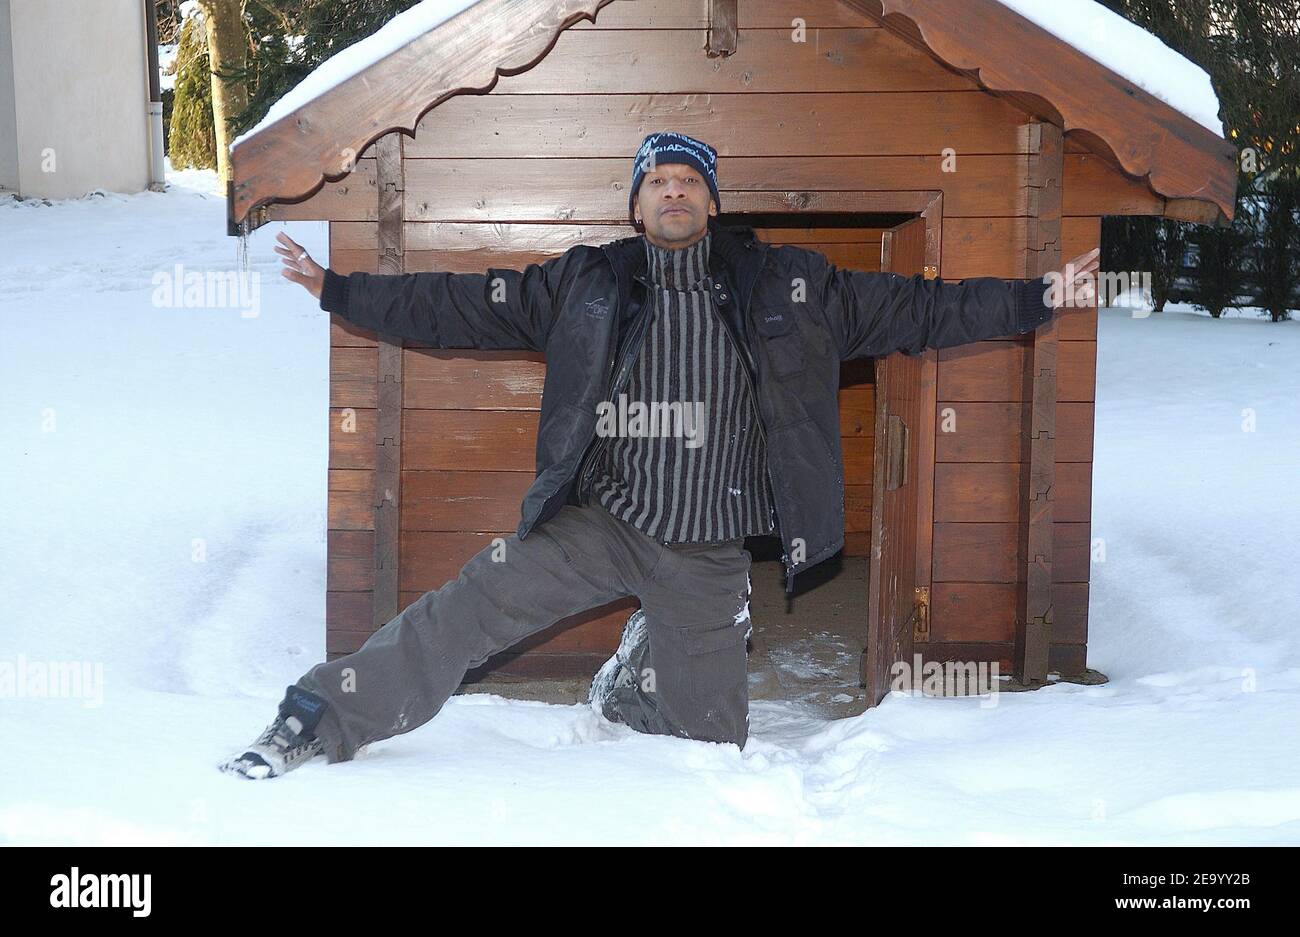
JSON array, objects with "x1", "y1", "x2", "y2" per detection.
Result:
[
  {"x1": 600, "y1": 216, "x2": 767, "y2": 307},
  {"x1": 644, "y1": 228, "x2": 712, "y2": 290}
]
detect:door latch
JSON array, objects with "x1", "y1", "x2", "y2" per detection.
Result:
[{"x1": 913, "y1": 586, "x2": 930, "y2": 640}]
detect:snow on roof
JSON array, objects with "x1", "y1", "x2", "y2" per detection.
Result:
[
  {"x1": 996, "y1": 0, "x2": 1225, "y2": 136},
  {"x1": 232, "y1": 0, "x2": 1226, "y2": 150},
  {"x1": 232, "y1": 0, "x2": 480, "y2": 148}
]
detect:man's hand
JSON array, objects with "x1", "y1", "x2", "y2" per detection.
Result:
[
  {"x1": 1044, "y1": 247, "x2": 1101, "y2": 309},
  {"x1": 275, "y1": 231, "x2": 326, "y2": 300}
]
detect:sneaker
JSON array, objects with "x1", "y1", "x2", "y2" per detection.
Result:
[
  {"x1": 588, "y1": 607, "x2": 648, "y2": 721},
  {"x1": 220, "y1": 685, "x2": 329, "y2": 780}
]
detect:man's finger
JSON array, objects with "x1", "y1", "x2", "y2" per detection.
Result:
[
  {"x1": 275, "y1": 250, "x2": 309, "y2": 268},
  {"x1": 275, "y1": 245, "x2": 319, "y2": 278}
]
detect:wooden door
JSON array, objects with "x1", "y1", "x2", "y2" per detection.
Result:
[{"x1": 863, "y1": 216, "x2": 927, "y2": 705}]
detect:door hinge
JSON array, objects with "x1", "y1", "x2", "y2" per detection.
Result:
[
  {"x1": 913, "y1": 586, "x2": 930, "y2": 641},
  {"x1": 923, "y1": 264, "x2": 938, "y2": 280}
]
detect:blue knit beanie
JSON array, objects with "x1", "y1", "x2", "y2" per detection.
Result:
[{"x1": 628, "y1": 131, "x2": 721, "y2": 229}]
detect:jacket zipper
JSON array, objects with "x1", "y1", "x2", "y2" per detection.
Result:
[
  {"x1": 575, "y1": 273, "x2": 656, "y2": 503},
  {"x1": 707, "y1": 267, "x2": 793, "y2": 593}
]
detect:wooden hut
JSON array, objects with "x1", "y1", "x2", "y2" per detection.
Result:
[{"x1": 228, "y1": 0, "x2": 1237, "y2": 705}]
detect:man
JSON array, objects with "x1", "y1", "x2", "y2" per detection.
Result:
[{"x1": 222, "y1": 130, "x2": 1099, "y2": 779}]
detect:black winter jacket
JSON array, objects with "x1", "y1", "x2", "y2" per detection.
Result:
[{"x1": 319, "y1": 215, "x2": 1056, "y2": 592}]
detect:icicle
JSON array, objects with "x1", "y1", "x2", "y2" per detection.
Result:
[{"x1": 236, "y1": 216, "x2": 251, "y2": 278}]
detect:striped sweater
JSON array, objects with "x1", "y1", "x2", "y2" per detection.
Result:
[{"x1": 589, "y1": 229, "x2": 776, "y2": 543}]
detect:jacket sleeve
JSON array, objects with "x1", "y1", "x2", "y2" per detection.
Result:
[
  {"x1": 798, "y1": 247, "x2": 1057, "y2": 360},
  {"x1": 318, "y1": 255, "x2": 566, "y2": 353}
]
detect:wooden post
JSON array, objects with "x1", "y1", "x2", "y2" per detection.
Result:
[
  {"x1": 1015, "y1": 118, "x2": 1062, "y2": 683},
  {"x1": 372, "y1": 132, "x2": 405, "y2": 627},
  {"x1": 706, "y1": 0, "x2": 738, "y2": 56},
  {"x1": 913, "y1": 194, "x2": 941, "y2": 647}
]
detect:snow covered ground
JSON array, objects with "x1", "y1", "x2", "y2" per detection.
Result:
[{"x1": 1, "y1": 168, "x2": 1297, "y2": 845}]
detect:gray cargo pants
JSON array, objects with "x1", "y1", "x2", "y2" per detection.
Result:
[{"x1": 295, "y1": 501, "x2": 753, "y2": 763}]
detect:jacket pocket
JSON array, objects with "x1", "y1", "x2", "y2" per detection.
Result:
[
  {"x1": 539, "y1": 401, "x2": 597, "y2": 466},
  {"x1": 753, "y1": 306, "x2": 805, "y2": 379}
]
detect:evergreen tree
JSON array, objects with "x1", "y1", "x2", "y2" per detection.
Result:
[
  {"x1": 1222, "y1": 0, "x2": 1300, "y2": 320},
  {"x1": 1095, "y1": 0, "x2": 1273, "y2": 315},
  {"x1": 229, "y1": 0, "x2": 424, "y2": 137},
  {"x1": 168, "y1": 8, "x2": 218, "y2": 171},
  {"x1": 1189, "y1": 205, "x2": 1251, "y2": 316},
  {"x1": 1248, "y1": 175, "x2": 1299, "y2": 320},
  {"x1": 1102, "y1": 216, "x2": 1152, "y2": 308},
  {"x1": 1103, "y1": 216, "x2": 1187, "y2": 311}
]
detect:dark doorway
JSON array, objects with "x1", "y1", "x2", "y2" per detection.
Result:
[{"x1": 714, "y1": 211, "x2": 927, "y2": 718}]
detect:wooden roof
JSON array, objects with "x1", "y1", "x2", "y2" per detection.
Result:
[{"x1": 228, "y1": 0, "x2": 1238, "y2": 231}]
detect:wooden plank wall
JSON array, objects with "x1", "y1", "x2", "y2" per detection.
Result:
[
  {"x1": 300, "y1": 0, "x2": 1127, "y2": 675},
  {"x1": 924, "y1": 132, "x2": 1101, "y2": 676}
]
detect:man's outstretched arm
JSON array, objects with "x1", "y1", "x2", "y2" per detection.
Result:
[
  {"x1": 275, "y1": 231, "x2": 561, "y2": 352},
  {"x1": 795, "y1": 245, "x2": 1100, "y2": 360}
]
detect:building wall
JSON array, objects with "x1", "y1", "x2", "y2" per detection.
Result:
[
  {"x1": 7, "y1": 0, "x2": 151, "y2": 198},
  {"x1": 0, "y1": 0, "x2": 18, "y2": 190}
]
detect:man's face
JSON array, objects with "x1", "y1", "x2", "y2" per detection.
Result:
[{"x1": 633, "y1": 161, "x2": 717, "y2": 248}]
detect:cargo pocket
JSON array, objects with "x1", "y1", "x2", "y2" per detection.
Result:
[{"x1": 683, "y1": 621, "x2": 749, "y2": 710}]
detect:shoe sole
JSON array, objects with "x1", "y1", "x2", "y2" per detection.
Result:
[{"x1": 219, "y1": 754, "x2": 274, "y2": 780}]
